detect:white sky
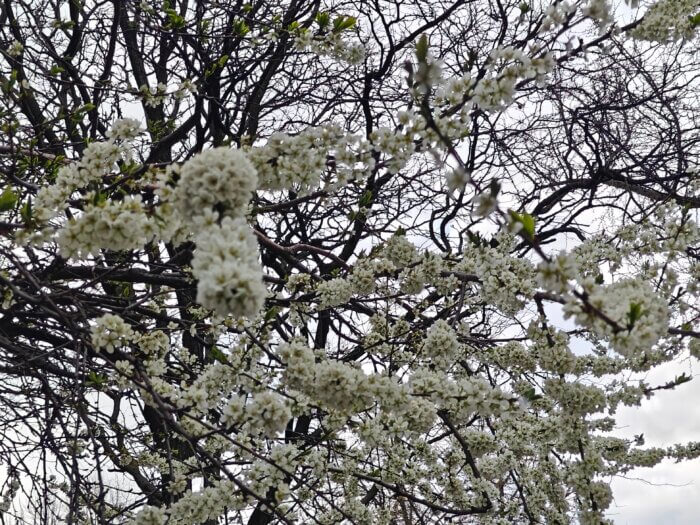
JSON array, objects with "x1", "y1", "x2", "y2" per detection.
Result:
[
  {"x1": 544, "y1": 300, "x2": 700, "y2": 524},
  {"x1": 610, "y1": 360, "x2": 700, "y2": 524}
]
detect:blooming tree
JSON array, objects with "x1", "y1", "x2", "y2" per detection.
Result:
[{"x1": 0, "y1": 0, "x2": 699, "y2": 523}]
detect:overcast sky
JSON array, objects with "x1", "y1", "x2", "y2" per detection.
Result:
[
  {"x1": 543, "y1": 300, "x2": 700, "y2": 524},
  {"x1": 610, "y1": 358, "x2": 700, "y2": 525}
]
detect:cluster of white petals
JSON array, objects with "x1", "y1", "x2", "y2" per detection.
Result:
[
  {"x1": 542, "y1": 0, "x2": 578, "y2": 30},
  {"x1": 248, "y1": 125, "x2": 373, "y2": 190},
  {"x1": 7, "y1": 41, "x2": 23, "y2": 57},
  {"x1": 294, "y1": 29, "x2": 366, "y2": 65},
  {"x1": 631, "y1": 0, "x2": 700, "y2": 41},
  {"x1": 246, "y1": 391, "x2": 292, "y2": 437},
  {"x1": 564, "y1": 278, "x2": 670, "y2": 356},
  {"x1": 382, "y1": 233, "x2": 419, "y2": 267},
  {"x1": 190, "y1": 217, "x2": 266, "y2": 318},
  {"x1": 106, "y1": 118, "x2": 143, "y2": 140},
  {"x1": 90, "y1": 313, "x2": 135, "y2": 353},
  {"x1": 582, "y1": 0, "x2": 614, "y2": 30},
  {"x1": 34, "y1": 138, "x2": 124, "y2": 222},
  {"x1": 459, "y1": 235, "x2": 535, "y2": 314},
  {"x1": 57, "y1": 196, "x2": 155, "y2": 259},
  {"x1": 421, "y1": 320, "x2": 462, "y2": 369},
  {"x1": 174, "y1": 147, "x2": 258, "y2": 224},
  {"x1": 537, "y1": 253, "x2": 580, "y2": 294}
]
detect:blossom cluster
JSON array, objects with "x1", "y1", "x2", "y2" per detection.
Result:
[
  {"x1": 34, "y1": 139, "x2": 125, "y2": 222},
  {"x1": 174, "y1": 147, "x2": 258, "y2": 225},
  {"x1": 630, "y1": 0, "x2": 700, "y2": 41},
  {"x1": 190, "y1": 217, "x2": 266, "y2": 318},
  {"x1": 564, "y1": 278, "x2": 670, "y2": 357},
  {"x1": 57, "y1": 196, "x2": 155, "y2": 259},
  {"x1": 248, "y1": 125, "x2": 374, "y2": 190},
  {"x1": 431, "y1": 47, "x2": 557, "y2": 113},
  {"x1": 90, "y1": 313, "x2": 135, "y2": 353},
  {"x1": 294, "y1": 29, "x2": 366, "y2": 65},
  {"x1": 459, "y1": 234, "x2": 535, "y2": 314}
]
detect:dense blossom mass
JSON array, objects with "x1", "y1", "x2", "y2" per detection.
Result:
[{"x1": 0, "y1": 0, "x2": 699, "y2": 524}]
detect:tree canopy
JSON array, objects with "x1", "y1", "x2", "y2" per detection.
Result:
[{"x1": 0, "y1": 0, "x2": 699, "y2": 523}]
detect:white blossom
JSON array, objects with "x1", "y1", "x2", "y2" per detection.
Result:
[
  {"x1": 175, "y1": 147, "x2": 258, "y2": 224},
  {"x1": 190, "y1": 217, "x2": 266, "y2": 318},
  {"x1": 90, "y1": 313, "x2": 135, "y2": 353},
  {"x1": 564, "y1": 278, "x2": 669, "y2": 356},
  {"x1": 7, "y1": 41, "x2": 23, "y2": 57}
]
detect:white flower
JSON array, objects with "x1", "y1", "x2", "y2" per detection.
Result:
[
  {"x1": 564, "y1": 278, "x2": 669, "y2": 356},
  {"x1": 130, "y1": 505, "x2": 167, "y2": 525},
  {"x1": 7, "y1": 41, "x2": 23, "y2": 57},
  {"x1": 57, "y1": 196, "x2": 155, "y2": 259},
  {"x1": 383, "y1": 234, "x2": 418, "y2": 267},
  {"x1": 247, "y1": 391, "x2": 291, "y2": 437},
  {"x1": 90, "y1": 314, "x2": 135, "y2": 353},
  {"x1": 139, "y1": 0, "x2": 154, "y2": 14},
  {"x1": 175, "y1": 148, "x2": 258, "y2": 225},
  {"x1": 630, "y1": 0, "x2": 700, "y2": 41},
  {"x1": 446, "y1": 167, "x2": 471, "y2": 192},
  {"x1": 191, "y1": 217, "x2": 266, "y2": 318},
  {"x1": 316, "y1": 277, "x2": 354, "y2": 308},
  {"x1": 537, "y1": 253, "x2": 579, "y2": 294},
  {"x1": 472, "y1": 190, "x2": 498, "y2": 217},
  {"x1": 107, "y1": 118, "x2": 143, "y2": 140},
  {"x1": 421, "y1": 320, "x2": 461, "y2": 369}
]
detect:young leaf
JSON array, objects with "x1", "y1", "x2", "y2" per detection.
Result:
[
  {"x1": 20, "y1": 197, "x2": 32, "y2": 224},
  {"x1": 416, "y1": 34, "x2": 429, "y2": 63},
  {"x1": 208, "y1": 346, "x2": 228, "y2": 364},
  {"x1": 626, "y1": 302, "x2": 643, "y2": 330},
  {"x1": 0, "y1": 188, "x2": 18, "y2": 212},
  {"x1": 316, "y1": 12, "x2": 330, "y2": 30},
  {"x1": 520, "y1": 212, "x2": 536, "y2": 239},
  {"x1": 359, "y1": 190, "x2": 373, "y2": 207},
  {"x1": 233, "y1": 20, "x2": 250, "y2": 36},
  {"x1": 333, "y1": 16, "x2": 356, "y2": 33}
]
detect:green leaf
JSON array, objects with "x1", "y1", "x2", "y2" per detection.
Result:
[
  {"x1": 20, "y1": 197, "x2": 32, "y2": 224},
  {"x1": 689, "y1": 13, "x2": 700, "y2": 27},
  {"x1": 674, "y1": 372, "x2": 692, "y2": 386},
  {"x1": 315, "y1": 12, "x2": 330, "y2": 30},
  {"x1": 233, "y1": 19, "x2": 250, "y2": 36},
  {"x1": 508, "y1": 209, "x2": 535, "y2": 240},
  {"x1": 78, "y1": 103, "x2": 96, "y2": 113},
  {"x1": 521, "y1": 386, "x2": 542, "y2": 402},
  {"x1": 218, "y1": 54, "x2": 229, "y2": 67},
  {"x1": 332, "y1": 16, "x2": 356, "y2": 33},
  {"x1": 86, "y1": 371, "x2": 107, "y2": 389},
  {"x1": 163, "y1": 6, "x2": 186, "y2": 29},
  {"x1": 0, "y1": 188, "x2": 18, "y2": 212},
  {"x1": 467, "y1": 230, "x2": 485, "y2": 247},
  {"x1": 49, "y1": 65, "x2": 65, "y2": 76},
  {"x1": 626, "y1": 302, "x2": 643, "y2": 330},
  {"x1": 264, "y1": 306, "x2": 280, "y2": 322},
  {"x1": 208, "y1": 346, "x2": 228, "y2": 364},
  {"x1": 359, "y1": 189, "x2": 372, "y2": 207},
  {"x1": 416, "y1": 34, "x2": 428, "y2": 63},
  {"x1": 520, "y1": 212, "x2": 535, "y2": 239},
  {"x1": 92, "y1": 191, "x2": 107, "y2": 206}
]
